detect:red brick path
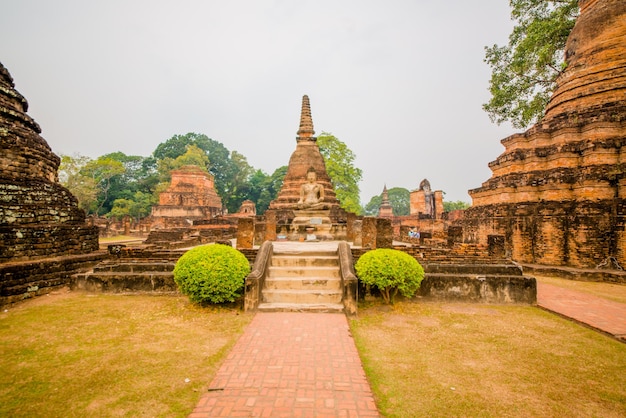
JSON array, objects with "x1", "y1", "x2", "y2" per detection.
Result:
[
  {"x1": 190, "y1": 312, "x2": 379, "y2": 417},
  {"x1": 537, "y1": 282, "x2": 626, "y2": 342}
]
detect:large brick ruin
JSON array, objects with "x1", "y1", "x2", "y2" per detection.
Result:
[
  {"x1": 150, "y1": 164, "x2": 223, "y2": 229},
  {"x1": 0, "y1": 62, "x2": 102, "y2": 305},
  {"x1": 459, "y1": 0, "x2": 625, "y2": 272}
]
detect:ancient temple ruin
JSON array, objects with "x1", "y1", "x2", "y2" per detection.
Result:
[
  {"x1": 460, "y1": 0, "x2": 625, "y2": 271},
  {"x1": 0, "y1": 62, "x2": 101, "y2": 304},
  {"x1": 410, "y1": 179, "x2": 444, "y2": 219},
  {"x1": 266, "y1": 95, "x2": 347, "y2": 240},
  {"x1": 150, "y1": 165, "x2": 223, "y2": 229},
  {"x1": 0, "y1": 63, "x2": 99, "y2": 261}
]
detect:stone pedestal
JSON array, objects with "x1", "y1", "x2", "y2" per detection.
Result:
[{"x1": 290, "y1": 210, "x2": 333, "y2": 241}]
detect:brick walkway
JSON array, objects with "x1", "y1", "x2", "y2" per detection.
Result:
[
  {"x1": 537, "y1": 281, "x2": 626, "y2": 342},
  {"x1": 189, "y1": 281, "x2": 625, "y2": 417},
  {"x1": 190, "y1": 312, "x2": 379, "y2": 417}
]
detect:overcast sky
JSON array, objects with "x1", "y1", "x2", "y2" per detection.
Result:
[{"x1": 1, "y1": 0, "x2": 519, "y2": 204}]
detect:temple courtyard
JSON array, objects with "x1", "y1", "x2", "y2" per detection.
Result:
[{"x1": 1, "y1": 274, "x2": 624, "y2": 417}]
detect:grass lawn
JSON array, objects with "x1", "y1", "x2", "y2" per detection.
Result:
[
  {"x1": 0, "y1": 291, "x2": 251, "y2": 417},
  {"x1": 1, "y1": 289, "x2": 625, "y2": 417},
  {"x1": 350, "y1": 300, "x2": 626, "y2": 418}
]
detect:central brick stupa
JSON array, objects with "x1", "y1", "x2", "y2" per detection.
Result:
[
  {"x1": 267, "y1": 95, "x2": 346, "y2": 240},
  {"x1": 269, "y1": 95, "x2": 340, "y2": 210}
]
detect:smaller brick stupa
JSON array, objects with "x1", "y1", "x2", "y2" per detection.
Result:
[
  {"x1": 150, "y1": 165, "x2": 223, "y2": 229},
  {"x1": 378, "y1": 185, "x2": 393, "y2": 218},
  {"x1": 268, "y1": 95, "x2": 346, "y2": 240}
]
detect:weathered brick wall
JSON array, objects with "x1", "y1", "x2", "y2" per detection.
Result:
[
  {"x1": 463, "y1": 1, "x2": 625, "y2": 272},
  {"x1": 0, "y1": 252, "x2": 106, "y2": 306},
  {"x1": 0, "y1": 225, "x2": 100, "y2": 263},
  {"x1": 461, "y1": 199, "x2": 625, "y2": 269}
]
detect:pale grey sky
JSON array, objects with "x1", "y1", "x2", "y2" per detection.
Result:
[{"x1": 1, "y1": 0, "x2": 518, "y2": 204}]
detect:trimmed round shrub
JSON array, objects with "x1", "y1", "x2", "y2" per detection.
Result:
[
  {"x1": 355, "y1": 248, "x2": 425, "y2": 304},
  {"x1": 173, "y1": 244, "x2": 251, "y2": 305}
]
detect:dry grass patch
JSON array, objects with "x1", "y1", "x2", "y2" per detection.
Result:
[
  {"x1": 351, "y1": 301, "x2": 626, "y2": 418},
  {"x1": 0, "y1": 290, "x2": 251, "y2": 417}
]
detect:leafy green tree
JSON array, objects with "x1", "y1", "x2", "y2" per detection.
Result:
[
  {"x1": 443, "y1": 200, "x2": 471, "y2": 212},
  {"x1": 363, "y1": 187, "x2": 411, "y2": 216},
  {"x1": 99, "y1": 152, "x2": 157, "y2": 213},
  {"x1": 221, "y1": 151, "x2": 254, "y2": 214},
  {"x1": 245, "y1": 166, "x2": 287, "y2": 214},
  {"x1": 109, "y1": 191, "x2": 156, "y2": 222},
  {"x1": 317, "y1": 132, "x2": 363, "y2": 214},
  {"x1": 483, "y1": 0, "x2": 578, "y2": 128},
  {"x1": 81, "y1": 157, "x2": 126, "y2": 215},
  {"x1": 156, "y1": 144, "x2": 211, "y2": 183},
  {"x1": 59, "y1": 154, "x2": 98, "y2": 214},
  {"x1": 152, "y1": 132, "x2": 214, "y2": 160}
]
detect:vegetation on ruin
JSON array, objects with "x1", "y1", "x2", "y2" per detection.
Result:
[
  {"x1": 317, "y1": 132, "x2": 364, "y2": 215},
  {"x1": 363, "y1": 187, "x2": 410, "y2": 216},
  {"x1": 0, "y1": 293, "x2": 251, "y2": 417},
  {"x1": 173, "y1": 244, "x2": 251, "y2": 305},
  {"x1": 350, "y1": 300, "x2": 626, "y2": 417},
  {"x1": 484, "y1": 0, "x2": 579, "y2": 128},
  {"x1": 355, "y1": 249, "x2": 425, "y2": 304}
]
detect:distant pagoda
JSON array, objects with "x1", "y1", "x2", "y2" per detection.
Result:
[{"x1": 378, "y1": 185, "x2": 393, "y2": 217}]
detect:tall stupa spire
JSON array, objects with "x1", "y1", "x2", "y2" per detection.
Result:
[{"x1": 296, "y1": 94, "x2": 315, "y2": 140}]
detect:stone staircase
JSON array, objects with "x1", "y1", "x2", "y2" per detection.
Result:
[
  {"x1": 258, "y1": 249, "x2": 344, "y2": 313},
  {"x1": 71, "y1": 255, "x2": 180, "y2": 294}
]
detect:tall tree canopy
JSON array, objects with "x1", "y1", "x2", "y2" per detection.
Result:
[
  {"x1": 363, "y1": 187, "x2": 410, "y2": 216},
  {"x1": 317, "y1": 132, "x2": 363, "y2": 215},
  {"x1": 241, "y1": 166, "x2": 287, "y2": 215},
  {"x1": 483, "y1": 0, "x2": 579, "y2": 128}
]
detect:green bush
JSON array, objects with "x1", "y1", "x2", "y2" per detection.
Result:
[
  {"x1": 173, "y1": 244, "x2": 251, "y2": 305},
  {"x1": 355, "y1": 248, "x2": 425, "y2": 304}
]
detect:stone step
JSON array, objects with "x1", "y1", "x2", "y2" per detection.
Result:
[
  {"x1": 423, "y1": 263, "x2": 523, "y2": 276},
  {"x1": 93, "y1": 260, "x2": 176, "y2": 273},
  {"x1": 257, "y1": 302, "x2": 344, "y2": 313},
  {"x1": 72, "y1": 271, "x2": 176, "y2": 293},
  {"x1": 267, "y1": 266, "x2": 341, "y2": 279},
  {"x1": 264, "y1": 277, "x2": 342, "y2": 290},
  {"x1": 262, "y1": 289, "x2": 342, "y2": 304},
  {"x1": 272, "y1": 250, "x2": 337, "y2": 258},
  {"x1": 270, "y1": 255, "x2": 339, "y2": 267}
]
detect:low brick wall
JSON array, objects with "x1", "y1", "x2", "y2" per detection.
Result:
[
  {"x1": 352, "y1": 246, "x2": 536, "y2": 304},
  {"x1": 418, "y1": 274, "x2": 536, "y2": 304},
  {"x1": 0, "y1": 251, "x2": 107, "y2": 306}
]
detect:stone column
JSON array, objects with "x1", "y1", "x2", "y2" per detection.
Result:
[
  {"x1": 375, "y1": 217, "x2": 393, "y2": 248},
  {"x1": 362, "y1": 217, "x2": 377, "y2": 249},
  {"x1": 346, "y1": 212, "x2": 356, "y2": 242},
  {"x1": 236, "y1": 217, "x2": 254, "y2": 249},
  {"x1": 264, "y1": 210, "x2": 277, "y2": 241}
]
